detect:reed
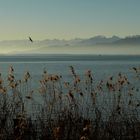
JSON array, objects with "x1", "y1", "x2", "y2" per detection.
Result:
[{"x1": 0, "y1": 66, "x2": 140, "y2": 140}]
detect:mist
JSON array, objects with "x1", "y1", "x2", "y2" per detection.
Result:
[{"x1": 0, "y1": 45, "x2": 139, "y2": 55}]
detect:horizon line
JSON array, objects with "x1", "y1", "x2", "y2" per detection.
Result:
[{"x1": 0, "y1": 34, "x2": 140, "y2": 42}]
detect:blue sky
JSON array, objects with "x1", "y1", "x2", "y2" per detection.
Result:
[{"x1": 0, "y1": 0, "x2": 140, "y2": 40}]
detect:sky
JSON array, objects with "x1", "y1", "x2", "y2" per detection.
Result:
[{"x1": 0, "y1": 0, "x2": 140, "y2": 40}]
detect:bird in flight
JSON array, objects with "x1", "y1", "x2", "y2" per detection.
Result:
[{"x1": 29, "y1": 36, "x2": 33, "y2": 42}]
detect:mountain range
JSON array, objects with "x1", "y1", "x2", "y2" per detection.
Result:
[
  {"x1": 0, "y1": 35, "x2": 140, "y2": 47},
  {"x1": 0, "y1": 35, "x2": 140, "y2": 54}
]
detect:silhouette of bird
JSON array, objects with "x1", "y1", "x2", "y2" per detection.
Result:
[
  {"x1": 132, "y1": 67, "x2": 137, "y2": 73},
  {"x1": 29, "y1": 37, "x2": 33, "y2": 42}
]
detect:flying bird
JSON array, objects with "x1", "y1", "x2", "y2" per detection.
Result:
[
  {"x1": 29, "y1": 36, "x2": 33, "y2": 42},
  {"x1": 132, "y1": 67, "x2": 137, "y2": 73}
]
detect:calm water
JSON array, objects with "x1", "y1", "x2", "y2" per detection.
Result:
[
  {"x1": 0, "y1": 55, "x2": 139, "y2": 95},
  {"x1": 0, "y1": 55, "x2": 139, "y2": 80},
  {"x1": 0, "y1": 55, "x2": 139, "y2": 118}
]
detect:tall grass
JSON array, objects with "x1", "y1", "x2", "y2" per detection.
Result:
[{"x1": 0, "y1": 66, "x2": 140, "y2": 140}]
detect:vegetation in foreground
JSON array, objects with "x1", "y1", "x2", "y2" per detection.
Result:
[{"x1": 0, "y1": 66, "x2": 140, "y2": 140}]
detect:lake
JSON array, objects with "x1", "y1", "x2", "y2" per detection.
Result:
[{"x1": 0, "y1": 54, "x2": 139, "y2": 118}]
